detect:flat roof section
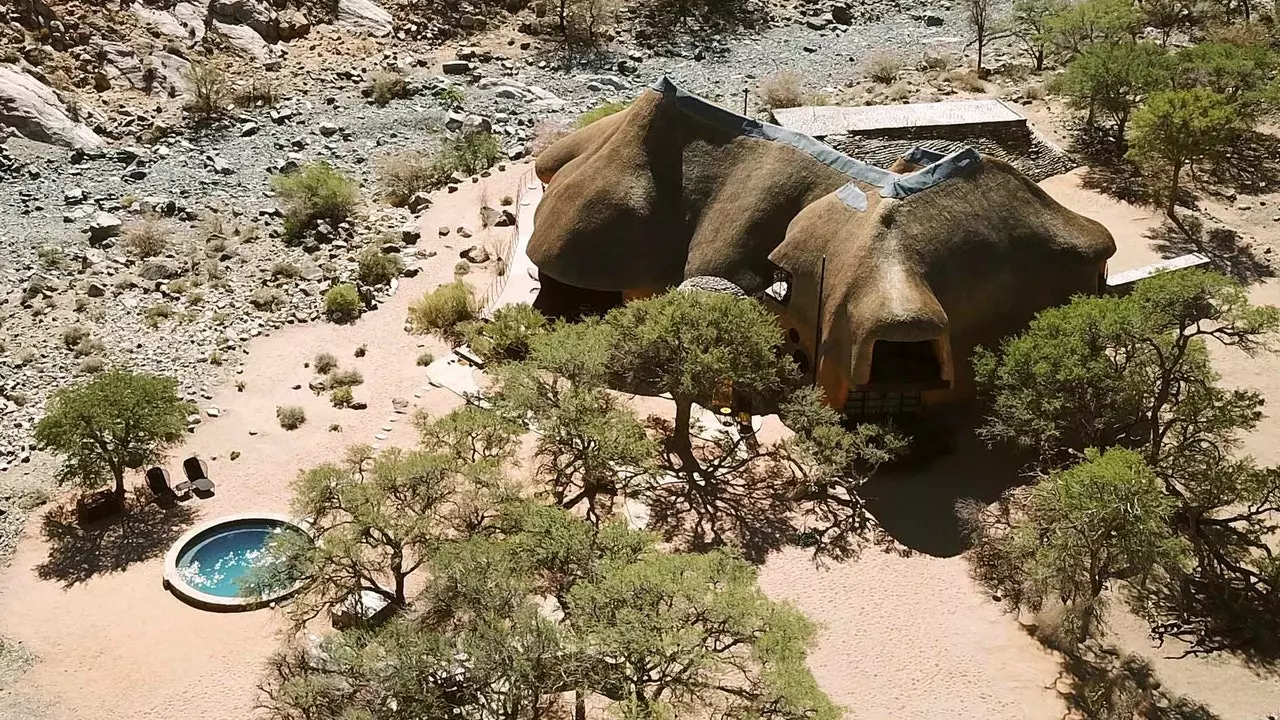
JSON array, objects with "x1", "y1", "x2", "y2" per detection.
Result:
[{"x1": 772, "y1": 100, "x2": 1026, "y2": 138}]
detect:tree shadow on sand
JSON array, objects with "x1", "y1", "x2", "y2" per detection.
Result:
[
  {"x1": 1201, "y1": 130, "x2": 1280, "y2": 197},
  {"x1": 1145, "y1": 216, "x2": 1274, "y2": 284},
  {"x1": 1054, "y1": 642, "x2": 1221, "y2": 720},
  {"x1": 36, "y1": 492, "x2": 197, "y2": 587},
  {"x1": 863, "y1": 409, "x2": 1030, "y2": 558},
  {"x1": 1072, "y1": 129, "x2": 1162, "y2": 207}
]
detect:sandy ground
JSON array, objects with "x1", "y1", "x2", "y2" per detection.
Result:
[
  {"x1": 3, "y1": 147, "x2": 1280, "y2": 720},
  {"x1": 0, "y1": 165, "x2": 521, "y2": 720}
]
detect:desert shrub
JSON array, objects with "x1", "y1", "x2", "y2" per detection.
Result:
[
  {"x1": 454, "y1": 261, "x2": 471, "y2": 276},
  {"x1": 884, "y1": 84, "x2": 910, "y2": 102},
  {"x1": 184, "y1": 61, "x2": 230, "y2": 122},
  {"x1": 574, "y1": 101, "x2": 629, "y2": 128},
  {"x1": 407, "y1": 281, "x2": 477, "y2": 343},
  {"x1": 329, "y1": 368, "x2": 364, "y2": 388},
  {"x1": 416, "y1": 351, "x2": 435, "y2": 366},
  {"x1": 864, "y1": 53, "x2": 902, "y2": 84},
  {"x1": 271, "y1": 162, "x2": 359, "y2": 240},
  {"x1": 354, "y1": 344, "x2": 367, "y2": 358},
  {"x1": 437, "y1": 85, "x2": 466, "y2": 108},
  {"x1": 947, "y1": 69, "x2": 987, "y2": 92},
  {"x1": 328, "y1": 423, "x2": 342, "y2": 432},
  {"x1": 271, "y1": 261, "x2": 302, "y2": 279},
  {"x1": 330, "y1": 386, "x2": 354, "y2": 408},
  {"x1": 356, "y1": 248, "x2": 404, "y2": 287},
  {"x1": 1023, "y1": 83, "x2": 1047, "y2": 100},
  {"x1": 324, "y1": 284, "x2": 362, "y2": 324},
  {"x1": 251, "y1": 287, "x2": 286, "y2": 311},
  {"x1": 277, "y1": 405, "x2": 307, "y2": 430},
  {"x1": 236, "y1": 380, "x2": 246, "y2": 392},
  {"x1": 378, "y1": 151, "x2": 450, "y2": 207},
  {"x1": 370, "y1": 71, "x2": 408, "y2": 106},
  {"x1": 441, "y1": 131, "x2": 503, "y2": 176},
  {"x1": 62, "y1": 325, "x2": 91, "y2": 349},
  {"x1": 314, "y1": 352, "x2": 339, "y2": 374},
  {"x1": 37, "y1": 245, "x2": 67, "y2": 270},
  {"x1": 209, "y1": 350, "x2": 225, "y2": 365},
  {"x1": 459, "y1": 303, "x2": 548, "y2": 363},
  {"x1": 74, "y1": 337, "x2": 105, "y2": 358},
  {"x1": 123, "y1": 217, "x2": 170, "y2": 258},
  {"x1": 77, "y1": 356, "x2": 106, "y2": 374},
  {"x1": 232, "y1": 77, "x2": 277, "y2": 107},
  {"x1": 145, "y1": 303, "x2": 175, "y2": 327},
  {"x1": 757, "y1": 71, "x2": 807, "y2": 110},
  {"x1": 500, "y1": 195, "x2": 514, "y2": 206},
  {"x1": 530, "y1": 120, "x2": 573, "y2": 156}
]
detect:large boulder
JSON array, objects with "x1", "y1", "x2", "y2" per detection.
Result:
[
  {"x1": 99, "y1": 42, "x2": 148, "y2": 90},
  {"x1": 130, "y1": 6, "x2": 190, "y2": 39},
  {"x1": 211, "y1": 20, "x2": 275, "y2": 62},
  {"x1": 210, "y1": 0, "x2": 279, "y2": 42},
  {"x1": 172, "y1": 2, "x2": 208, "y2": 42},
  {"x1": 336, "y1": 0, "x2": 393, "y2": 36},
  {"x1": 0, "y1": 66, "x2": 103, "y2": 148}
]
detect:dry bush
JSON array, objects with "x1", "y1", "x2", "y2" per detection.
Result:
[
  {"x1": 369, "y1": 71, "x2": 408, "y2": 106},
  {"x1": 408, "y1": 281, "x2": 477, "y2": 343},
  {"x1": 123, "y1": 216, "x2": 171, "y2": 258},
  {"x1": 277, "y1": 405, "x2": 307, "y2": 430},
  {"x1": 61, "y1": 325, "x2": 91, "y2": 349},
  {"x1": 329, "y1": 368, "x2": 364, "y2": 387},
  {"x1": 232, "y1": 77, "x2": 277, "y2": 107},
  {"x1": 757, "y1": 71, "x2": 807, "y2": 110},
  {"x1": 356, "y1": 248, "x2": 404, "y2": 287},
  {"x1": 271, "y1": 261, "x2": 302, "y2": 279},
  {"x1": 184, "y1": 61, "x2": 230, "y2": 122},
  {"x1": 314, "y1": 352, "x2": 339, "y2": 374},
  {"x1": 947, "y1": 69, "x2": 987, "y2": 93},
  {"x1": 863, "y1": 53, "x2": 902, "y2": 84},
  {"x1": 379, "y1": 151, "x2": 449, "y2": 207},
  {"x1": 330, "y1": 386, "x2": 354, "y2": 408},
  {"x1": 416, "y1": 351, "x2": 435, "y2": 366},
  {"x1": 77, "y1": 356, "x2": 106, "y2": 374},
  {"x1": 1023, "y1": 83, "x2": 1046, "y2": 100},
  {"x1": 884, "y1": 84, "x2": 910, "y2": 102},
  {"x1": 271, "y1": 162, "x2": 359, "y2": 240},
  {"x1": 530, "y1": 120, "x2": 573, "y2": 156},
  {"x1": 251, "y1": 287, "x2": 286, "y2": 311}
]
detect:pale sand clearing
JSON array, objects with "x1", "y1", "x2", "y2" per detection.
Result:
[
  {"x1": 3, "y1": 161, "x2": 1279, "y2": 720},
  {"x1": 0, "y1": 165, "x2": 524, "y2": 720}
]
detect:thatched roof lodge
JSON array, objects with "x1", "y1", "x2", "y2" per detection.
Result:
[{"x1": 530, "y1": 78, "x2": 1116, "y2": 415}]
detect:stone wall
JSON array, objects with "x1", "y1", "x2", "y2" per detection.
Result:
[{"x1": 826, "y1": 121, "x2": 1076, "y2": 183}]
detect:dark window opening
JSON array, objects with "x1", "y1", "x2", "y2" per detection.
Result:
[
  {"x1": 845, "y1": 391, "x2": 922, "y2": 417},
  {"x1": 533, "y1": 273, "x2": 623, "y2": 321},
  {"x1": 867, "y1": 340, "x2": 942, "y2": 385},
  {"x1": 790, "y1": 349, "x2": 810, "y2": 374}
]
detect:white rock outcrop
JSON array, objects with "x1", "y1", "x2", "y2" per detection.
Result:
[
  {"x1": 0, "y1": 65, "x2": 104, "y2": 148},
  {"x1": 336, "y1": 0, "x2": 393, "y2": 36}
]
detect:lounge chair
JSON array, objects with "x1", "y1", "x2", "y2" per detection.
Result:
[
  {"x1": 146, "y1": 466, "x2": 172, "y2": 497},
  {"x1": 182, "y1": 456, "x2": 209, "y2": 483}
]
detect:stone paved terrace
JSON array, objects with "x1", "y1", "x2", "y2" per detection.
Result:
[{"x1": 771, "y1": 99, "x2": 1026, "y2": 138}]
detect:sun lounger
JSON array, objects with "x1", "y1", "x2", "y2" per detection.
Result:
[{"x1": 146, "y1": 467, "x2": 172, "y2": 496}]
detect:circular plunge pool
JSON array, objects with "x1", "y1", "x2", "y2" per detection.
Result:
[{"x1": 164, "y1": 513, "x2": 308, "y2": 610}]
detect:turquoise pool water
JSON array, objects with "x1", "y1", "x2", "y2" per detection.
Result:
[{"x1": 174, "y1": 520, "x2": 294, "y2": 598}]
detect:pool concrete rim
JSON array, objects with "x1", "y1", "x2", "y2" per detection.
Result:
[{"x1": 163, "y1": 511, "x2": 308, "y2": 611}]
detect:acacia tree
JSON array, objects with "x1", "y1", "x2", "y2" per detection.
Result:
[
  {"x1": 1047, "y1": 0, "x2": 1141, "y2": 58},
  {"x1": 964, "y1": 0, "x2": 996, "y2": 75},
  {"x1": 260, "y1": 504, "x2": 840, "y2": 720},
  {"x1": 605, "y1": 289, "x2": 795, "y2": 468},
  {"x1": 248, "y1": 410, "x2": 522, "y2": 627},
  {"x1": 964, "y1": 448, "x2": 1188, "y2": 643},
  {"x1": 1127, "y1": 89, "x2": 1241, "y2": 218},
  {"x1": 1008, "y1": 0, "x2": 1067, "y2": 70},
  {"x1": 973, "y1": 269, "x2": 1280, "y2": 654},
  {"x1": 1055, "y1": 41, "x2": 1168, "y2": 140},
  {"x1": 493, "y1": 319, "x2": 660, "y2": 525},
  {"x1": 34, "y1": 370, "x2": 193, "y2": 499}
]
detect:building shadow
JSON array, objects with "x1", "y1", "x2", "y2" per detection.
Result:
[
  {"x1": 1145, "y1": 215, "x2": 1274, "y2": 284},
  {"x1": 863, "y1": 409, "x2": 1030, "y2": 558},
  {"x1": 36, "y1": 492, "x2": 197, "y2": 587}
]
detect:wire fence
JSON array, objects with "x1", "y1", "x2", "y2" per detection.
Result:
[{"x1": 476, "y1": 169, "x2": 535, "y2": 315}]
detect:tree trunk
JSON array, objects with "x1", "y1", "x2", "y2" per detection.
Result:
[
  {"x1": 671, "y1": 396, "x2": 696, "y2": 466},
  {"x1": 1165, "y1": 161, "x2": 1183, "y2": 222},
  {"x1": 112, "y1": 465, "x2": 126, "y2": 499},
  {"x1": 574, "y1": 691, "x2": 586, "y2": 720}
]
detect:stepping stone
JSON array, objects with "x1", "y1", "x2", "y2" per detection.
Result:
[
  {"x1": 382, "y1": 424, "x2": 393, "y2": 432},
  {"x1": 375, "y1": 433, "x2": 388, "y2": 440}
]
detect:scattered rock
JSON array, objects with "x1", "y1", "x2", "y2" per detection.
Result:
[
  {"x1": 87, "y1": 212, "x2": 122, "y2": 245},
  {"x1": 461, "y1": 245, "x2": 490, "y2": 263}
]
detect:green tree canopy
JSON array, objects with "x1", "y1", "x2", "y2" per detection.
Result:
[
  {"x1": 1127, "y1": 88, "x2": 1242, "y2": 216},
  {"x1": 34, "y1": 370, "x2": 194, "y2": 498},
  {"x1": 1007, "y1": 0, "x2": 1067, "y2": 70},
  {"x1": 973, "y1": 269, "x2": 1280, "y2": 656},
  {"x1": 1055, "y1": 40, "x2": 1168, "y2": 139},
  {"x1": 1047, "y1": 0, "x2": 1141, "y2": 58},
  {"x1": 966, "y1": 448, "x2": 1188, "y2": 642},
  {"x1": 605, "y1": 289, "x2": 796, "y2": 463},
  {"x1": 248, "y1": 409, "x2": 523, "y2": 627},
  {"x1": 260, "y1": 505, "x2": 841, "y2": 720},
  {"x1": 1171, "y1": 41, "x2": 1275, "y2": 106}
]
